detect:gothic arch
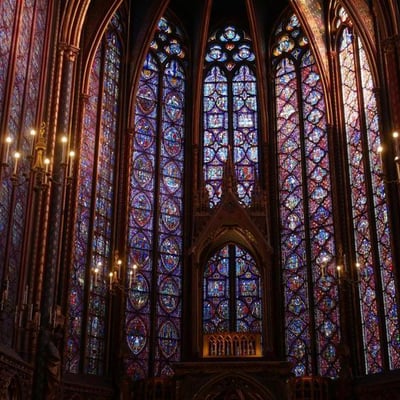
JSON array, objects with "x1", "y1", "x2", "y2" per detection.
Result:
[
  {"x1": 193, "y1": 372, "x2": 276, "y2": 400},
  {"x1": 60, "y1": 0, "x2": 93, "y2": 47},
  {"x1": 291, "y1": 0, "x2": 330, "y2": 80},
  {"x1": 372, "y1": 0, "x2": 400, "y2": 38},
  {"x1": 127, "y1": 1, "x2": 178, "y2": 127},
  {"x1": 190, "y1": 182, "x2": 274, "y2": 357},
  {"x1": 79, "y1": 1, "x2": 126, "y2": 94},
  {"x1": 190, "y1": 188, "x2": 272, "y2": 269},
  {"x1": 328, "y1": 1, "x2": 377, "y2": 71}
]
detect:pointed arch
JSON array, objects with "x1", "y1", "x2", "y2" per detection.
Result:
[
  {"x1": 202, "y1": 25, "x2": 260, "y2": 208},
  {"x1": 66, "y1": 12, "x2": 124, "y2": 374},
  {"x1": 193, "y1": 372, "x2": 275, "y2": 400},
  {"x1": 124, "y1": 15, "x2": 187, "y2": 380},
  {"x1": 0, "y1": 0, "x2": 52, "y2": 347},
  {"x1": 331, "y1": 3, "x2": 400, "y2": 374},
  {"x1": 291, "y1": 0, "x2": 329, "y2": 78},
  {"x1": 202, "y1": 243, "x2": 264, "y2": 335},
  {"x1": 273, "y1": 10, "x2": 340, "y2": 377}
]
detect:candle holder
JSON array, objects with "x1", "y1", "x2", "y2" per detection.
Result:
[
  {"x1": 91, "y1": 252, "x2": 141, "y2": 296},
  {"x1": 1, "y1": 123, "x2": 75, "y2": 189},
  {"x1": 109, "y1": 261, "x2": 141, "y2": 294},
  {"x1": 377, "y1": 131, "x2": 400, "y2": 184},
  {"x1": 319, "y1": 253, "x2": 361, "y2": 288}
]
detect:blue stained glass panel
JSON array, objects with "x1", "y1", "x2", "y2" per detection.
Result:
[
  {"x1": 126, "y1": 17, "x2": 185, "y2": 379},
  {"x1": 203, "y1": 26, "x2": 259, "y2": 207},
  {"x1": 67, "y1": 16, "x2": 122, "y2": 375},
  {"x1": 274, "y1": 13, "x2": 339, "y2": 377}
]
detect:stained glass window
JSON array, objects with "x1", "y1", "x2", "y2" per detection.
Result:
[
  {"x1": 125, "y1": 17, "x2": 186, "y2": 380},
  {"x1": 66, "y1": 14, "x2": 122, "y2": 374},
  {"x1": 273, "y1": 13, "x2": 340, "y2": 377},
  {"x1": 336, "y1": 6, "x2": 400, "y2": 373},
  {"x1": 0, "y1": 0, "x2": 49, "y2": 347},
  {"x1": 203, "y1": 244, "x2": 263, "y2": 335},
  {"x1": 203, "y1": 26, "x2": 259, "y2": 207}
]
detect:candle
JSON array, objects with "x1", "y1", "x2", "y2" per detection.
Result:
[
  {"x1": 96, "y1": 262, "x2": 102, "y2": 285},
  {"x1": 133, "y1": 264, "x2": 138, "y2": 281},
  {"x1": 336, "y1": 265, "x2": 342, "y2": 279},
  {"x1": 61, "y1": 135, "x2": 68, "y2": 164},
  {"x1": 393, "y1": 131, "x2": 399, "y2": 156},
  {"x1": 377, "y1": 145, "x2": 383, "y2": 166},
  {"x1": 13, "y1": 151, "x2": 21, "y2": 175},
  {"x1": 117, "y1": 259, "x2": 122, "y2": 279},
  {"x1": 355, "y1": 260, "x2": 361, "y2": 279},
  {"x1": 395, "y1": 156, "x2": 400, "y2": 182},
  {"x1": 94, "y1": 266, "x2": 99, "y2": 287},
  {"x1": 30, "y1": 129, "x2": 37, "y2": 155},
  {"x1": 5, "y1": 136, "x2": 12, "y2": 164},
  {"x1": 109, "y1": 272, "x2": 113, "y2": 290},
  {"x1": 392, "y1": 132, "x2": 400, "y2": 180},
  {"x1": 129, "y1": 270, "x2": 133, "y2": 287},
  {"x1": 44, "y1": 158, "x2": 50, "y2": 172},
  {"x1": 68, "y1": 150, "x2": 75, "y2": 177},
  {"x1": 44, "y1": 158, "x2": 50, "y2": 184}
]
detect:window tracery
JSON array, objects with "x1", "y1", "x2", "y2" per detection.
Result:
[
  {"x1": 203, "y1": 26, "x2": 259, "y2": 207},
  {"x1": 125, "y1": 16, "x2": 186, "y2": 380},
  {"x1": 335, "y1": 5, "x2": 400, "y2": 373},
  {"x1": 273, "y1": 12, "x2": 340, "y2": 377},
  {"x1": 66, "y1": 13, "x2": 122, "y2": 374},
  {"x1": 0, "y1": 0, "x2": 49, "y2": 347},
  {"x1": 202, "y1": 244, "x2": 263, "y2": 337}
]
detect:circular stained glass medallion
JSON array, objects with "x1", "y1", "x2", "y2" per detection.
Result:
[{"x1": 126, "y1": 317, "x2": 147, "y2": 355}]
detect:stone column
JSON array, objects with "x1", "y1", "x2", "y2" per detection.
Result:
[{"x1": 32, "y1": 43, "x2": 78, "y2": 399}]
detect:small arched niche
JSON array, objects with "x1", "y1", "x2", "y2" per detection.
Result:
[{"x1": 202, "y1": 243, "x2": 263, "y2": 356}]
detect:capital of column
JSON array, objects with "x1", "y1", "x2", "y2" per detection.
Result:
[
  {"x1": 328, "y1": 50, "x2": 337, "y2": 61},
  {"x1": 80, "y1": 93, "x2": 90, "y2": 104},
  {"x1": 58, "y1": 42, "x2": 80, "y2": 62}
]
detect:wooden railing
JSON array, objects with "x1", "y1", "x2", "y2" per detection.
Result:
[
  {"x1": 132, "y1": 377, "x2": 174, "y2": 400},
  {"x1": 203, "y1": 332, "x2": 262, "y2": 358},
  {"x1": 289, "y1": 376, "x2": 332, "y2": 400}
]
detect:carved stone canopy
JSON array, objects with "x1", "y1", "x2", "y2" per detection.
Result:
[
  {"x1": 192, "y1": 145, "x2": 271, "y2": 268},
  {"x1": 190, "y1": 182, "x2": 272, "y2": 269}
]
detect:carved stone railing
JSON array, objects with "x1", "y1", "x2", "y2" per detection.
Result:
[{"x1": 203, "y1": 332, "x2": 262, "y2": 358}]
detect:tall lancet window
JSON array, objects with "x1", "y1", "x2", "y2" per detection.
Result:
[
  {"x1": 66, "y1": 14, "x2": 123, "y2": 375},
  {"x1": 335, "y1": 6, "x2": 399, "y2": 373},
  {"x1": 273, "y1": 14, "x2": 340, "y2": 377},
  {"x1": 203, "y1": 26, "x2": 259, "y2": 207},
  {"x1": 125, "y1": 17, "x2": 186, "y2": 380},
  {"x1": 0, "y1": 0, "x2": 49, "y2": 346}
]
